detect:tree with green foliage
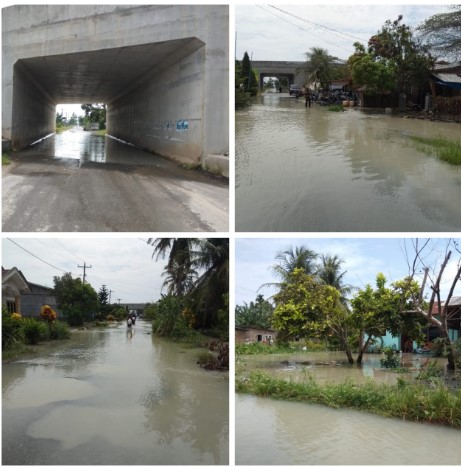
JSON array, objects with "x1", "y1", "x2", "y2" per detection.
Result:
[
  {"x1": 351, "y1": 273, "x2": 426, "y2": 365},
  {"x1": 97, "y1": 284, "x2": 111, "y2": 320},
  {"x1": 148, "y1": 238, "x2": 229, "y2": 333},
  {"x1": 240, "y1": 52, "x2": 258, "y2": 95},
  {"x1": 53, "y1": 272, "x2": 98, "y2": 325},
  {"x1": 235, "y1": 294, "x2": 274, "y2": 329},
  {"x1": 304, "y1": 47, "x2": 339, "y2": 89},
  {"x1": 349, "y1": 16, "x2": 434, "y2": 94},
  {"x1": 272, "y1": 269, "x2": 356, "y2": 363},
  {"x1": 81, "y1": 103, "x2": 106, "y2": 130},
  {"x1": 417, "y1": 5, "x2": 461, "y2": 60}
]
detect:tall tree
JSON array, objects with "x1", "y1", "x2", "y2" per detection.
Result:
[
  {"x1": 305, "y1": 47, "x2": 338, "y2": 89},
  {"x1": 349, "y1": 16, "x2": 434, "y2": 93},
  {"x1": 417, "y1": 5, "x2": 461, "y2": 60},
  {"x1": 398, "y1": 239, "x2": 461, "y2": 370},
  {"x1": 272, "y1": 269, "x2": 355, "y2": 363},
  {"x1": 271, "y1": 245, "x2": 318, "y2": 284},
  {"x1": 53, "y1": 273, "x2": 98, "y2": 325},
  {"x1": 317, "y1": 254, "x2": 357, "y2": 303},
  {"x1": 148, "y1": 238, "x2": 229, "y2": 330}
]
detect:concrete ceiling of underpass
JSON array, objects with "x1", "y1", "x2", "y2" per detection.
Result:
[{"x1": 16, "y1": 38, "x2": 203, "y2": 104}]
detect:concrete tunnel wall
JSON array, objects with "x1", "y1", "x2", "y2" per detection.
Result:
[
  {"x1": 12, "y1": 61, "x2": 57, "y2": 150},
  {"x1": 108, "y1": 43, "x2": 206, "y2": 164},
  {"x1": 2, "y1": 5, "x2": 229, "y2": 168}
]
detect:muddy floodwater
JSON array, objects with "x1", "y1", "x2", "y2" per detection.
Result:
[
  {"x1": 236, "y1": 352, "x2": 461, "y2": 465},
  {"x1": 2, "y1": 320, "x2": 229, "y2": 465},
  {"x1": 22, "y1": 126, "x2": 176, "y2": 168},
  {"x1": 236, "y1": 394, "x2": 461, "y2": 465},
  {"x1": 235, "y1": 94, "x2": 461, "y2": 232}
]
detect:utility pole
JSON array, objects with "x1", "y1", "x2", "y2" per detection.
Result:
[
  {"x1": 117, "y1": 298, "x2": 121, "y2": 306},
  {"x1": 108, "y1": 289, "x2": 114, "y2": 305},
  {"x1": 78, "y1": 262, "x2": 92, "y2": 283}
]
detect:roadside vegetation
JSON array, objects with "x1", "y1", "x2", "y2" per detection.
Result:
[
  {"x1": 2, "y1": 306, "x2": 70, "y2": 360},
  {"x1": 145, "y1": 238, "x2": 229, "y2": 371},
  {"x1": 410, "y1": 136, "x2": 461, "y2": 165},
  {"x1": 2, "y1": 153, "x2": 11, "y2": 165},
  {"x1": 236, "y1": 371, "x2": 461, "y2": 428}
]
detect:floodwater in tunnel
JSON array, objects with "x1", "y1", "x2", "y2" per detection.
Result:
[{"x1": 25, "y1": 127, "x2": 173, "y2": 168}]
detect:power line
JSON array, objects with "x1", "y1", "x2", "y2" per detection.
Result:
[
  {"x1": 268, "y1": 5, "x2": 368, "y2": 44},
  {"x1": 7, "y1": 238, "x2": 71, "y2": 274},
  {"x1": 257, "y1": 5, "x2": 355, "y2": 56}
]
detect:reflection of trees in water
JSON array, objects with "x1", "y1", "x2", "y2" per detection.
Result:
[{"x1": 139, "y1": 339, "x2": 228, "y2": 464}]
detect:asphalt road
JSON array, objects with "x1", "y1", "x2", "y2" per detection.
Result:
[{"x1": 2, "y1": 155, "x2": 229, "y2": 232}]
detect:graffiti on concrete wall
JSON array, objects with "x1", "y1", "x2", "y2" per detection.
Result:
[{"x1": 135, "y1": 119, "x2": 200, "y2": 144}]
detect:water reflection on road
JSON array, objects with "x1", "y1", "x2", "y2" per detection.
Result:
[
  {"x1": 26, "y1": 127, "x2": 173, "y2": 168},
  {"x1": 236, "y1": 94, "x2": 461, "y2": 231},
  {"x1": 2, "y1": 320, "x2": 229, "y2": 465}
]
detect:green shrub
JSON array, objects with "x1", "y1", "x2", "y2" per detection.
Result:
[
  {"x1": 151, "y1": 295, "x2": 184, "y2": 337},
  {"x1": 49, "y1": 320, "x2": 70, "y2": 339},
  {"x1": 380, "y1": 347, "x2": 400, "y2": 368},
  {"x1": 2, "y1": 308, "x2": 24, "y2": 349},
  {"x1": 22, "y1": 318, "x2": 50, "y2": 344}
]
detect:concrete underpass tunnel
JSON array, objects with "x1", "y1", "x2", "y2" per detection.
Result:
[{"x1": 11, "y1": 38, "x2": 207, "y2": 164}]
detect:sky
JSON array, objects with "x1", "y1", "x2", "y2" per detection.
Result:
[
  {"x1": 235, "y1": 4, "x2": 453, "y2": 62},
  {"x1": 56, "y1": 103, "x2": 85, "y2": 119},
  {"x1": 235, "y1": 237, "x2": 461, "y2": 306},
  {"x1": 2, "y1": 238, "x2": 169, "y2": 304}
]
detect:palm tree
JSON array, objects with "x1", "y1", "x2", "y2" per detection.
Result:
[
  {"x1": 189, "y1": 238, "x2": 229, "y2": 328},
  {"x1": 272, "y1": 245, "x2": 318, "y2": 282},
  {"x1": 149, "y1": 238, "x2": 229, "y2": 330},
  {"x1": 317, "y1": 254, "x2": 357, "y2": 304}
]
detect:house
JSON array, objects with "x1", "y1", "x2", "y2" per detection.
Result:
[
  {"x1": 431, "y1": 296, "x2": 461, "y2": 343},
  {"x1": 235, "y1": 326, "x2": 277, "y2": 344},
  {"x1": 2, "y1": 267, "x2": 60, "y2": 317},
  {"x1": 20, "y1": 282, "x2": 60, "y2": 318},
  {"x1": 2, "y1": 267, "x2": 30, "y2": 313}
]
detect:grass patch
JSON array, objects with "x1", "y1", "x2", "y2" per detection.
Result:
[
  {"x1": 410, "y1": 136, "x2": 461, "y2": 165},
  {"x1": 236, "y1": 341, "x2": 327, "y2": 355},
  {"x1": 327, "y1": 105, "x2": 344, "y2": 112},
  {"x1": 237, "y1": 371, "x2": 461, "y2": 428},
  {"x1": 2, "y1": 153, "x2": 10, "y2": 165}
]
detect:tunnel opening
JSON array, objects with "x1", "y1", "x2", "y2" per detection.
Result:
[{"x1": 11, "y1": 37, "x2": 206, "y2": 165}]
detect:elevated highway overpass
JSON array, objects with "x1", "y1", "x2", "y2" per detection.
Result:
[
  {"x1": 251, "y1": 60, "x2": 306, "y2": 89},
  {"x1": 2, "y1": 5, "x2": 228, "y2": 169}
]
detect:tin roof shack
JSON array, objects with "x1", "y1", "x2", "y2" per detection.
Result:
[
  {"x1": 428, "y1": 62, "x2": 461, "y2": 121},
  {"x1": 236, "y1": 326, "x2": 277, "y2": 344},
  {"x1": 20, "y1": 282, "x2": 61, "y2": 318},
  {"x1": 2, "y1": 267, "x2": 30, "y2": 314}
]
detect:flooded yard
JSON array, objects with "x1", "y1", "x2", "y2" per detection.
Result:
[
  {"x1": 235, "y1": 94, "x2": 461, "y2": 232},
  {"x1": 236, "y1": 351, "x2": 461, "y2": 464},
  {"x1": 2, "y1": 320, "x2": 229, "y2": 465}
]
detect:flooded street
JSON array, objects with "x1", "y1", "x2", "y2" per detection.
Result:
[
  {"x1": 2, "y1": 320, "x2": 229, "y2": 465},
  {"x1": 235, "y1": 94, "x2": 461, "y2": 232},
  {"x1": 236, "y1": 394, "x2": 461, "y2": 465},
  {"x1": 236, "y1": 351, "x2": 461, "y2": 464},
  {"x1": 2, "y1": 129, "x2": 229, "y2": 232}
]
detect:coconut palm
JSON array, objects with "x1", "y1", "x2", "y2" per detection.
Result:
[
  {"x1": 317, "y1": 254, "x2": 357, "y2": 304},
  {"x1": 272, "y1": 245, "x2": 319, "y2": 283}
]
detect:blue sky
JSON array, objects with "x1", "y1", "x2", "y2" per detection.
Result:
[
  {"x1": 235, "y1": 237, "x2": 461, "y2": 305},
  {"x1": 2, "y1": 238, "x2": 167, "y2": 304},
  {"x1": 236, "y1": 4, "x2": 453, "y2": 62}
]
